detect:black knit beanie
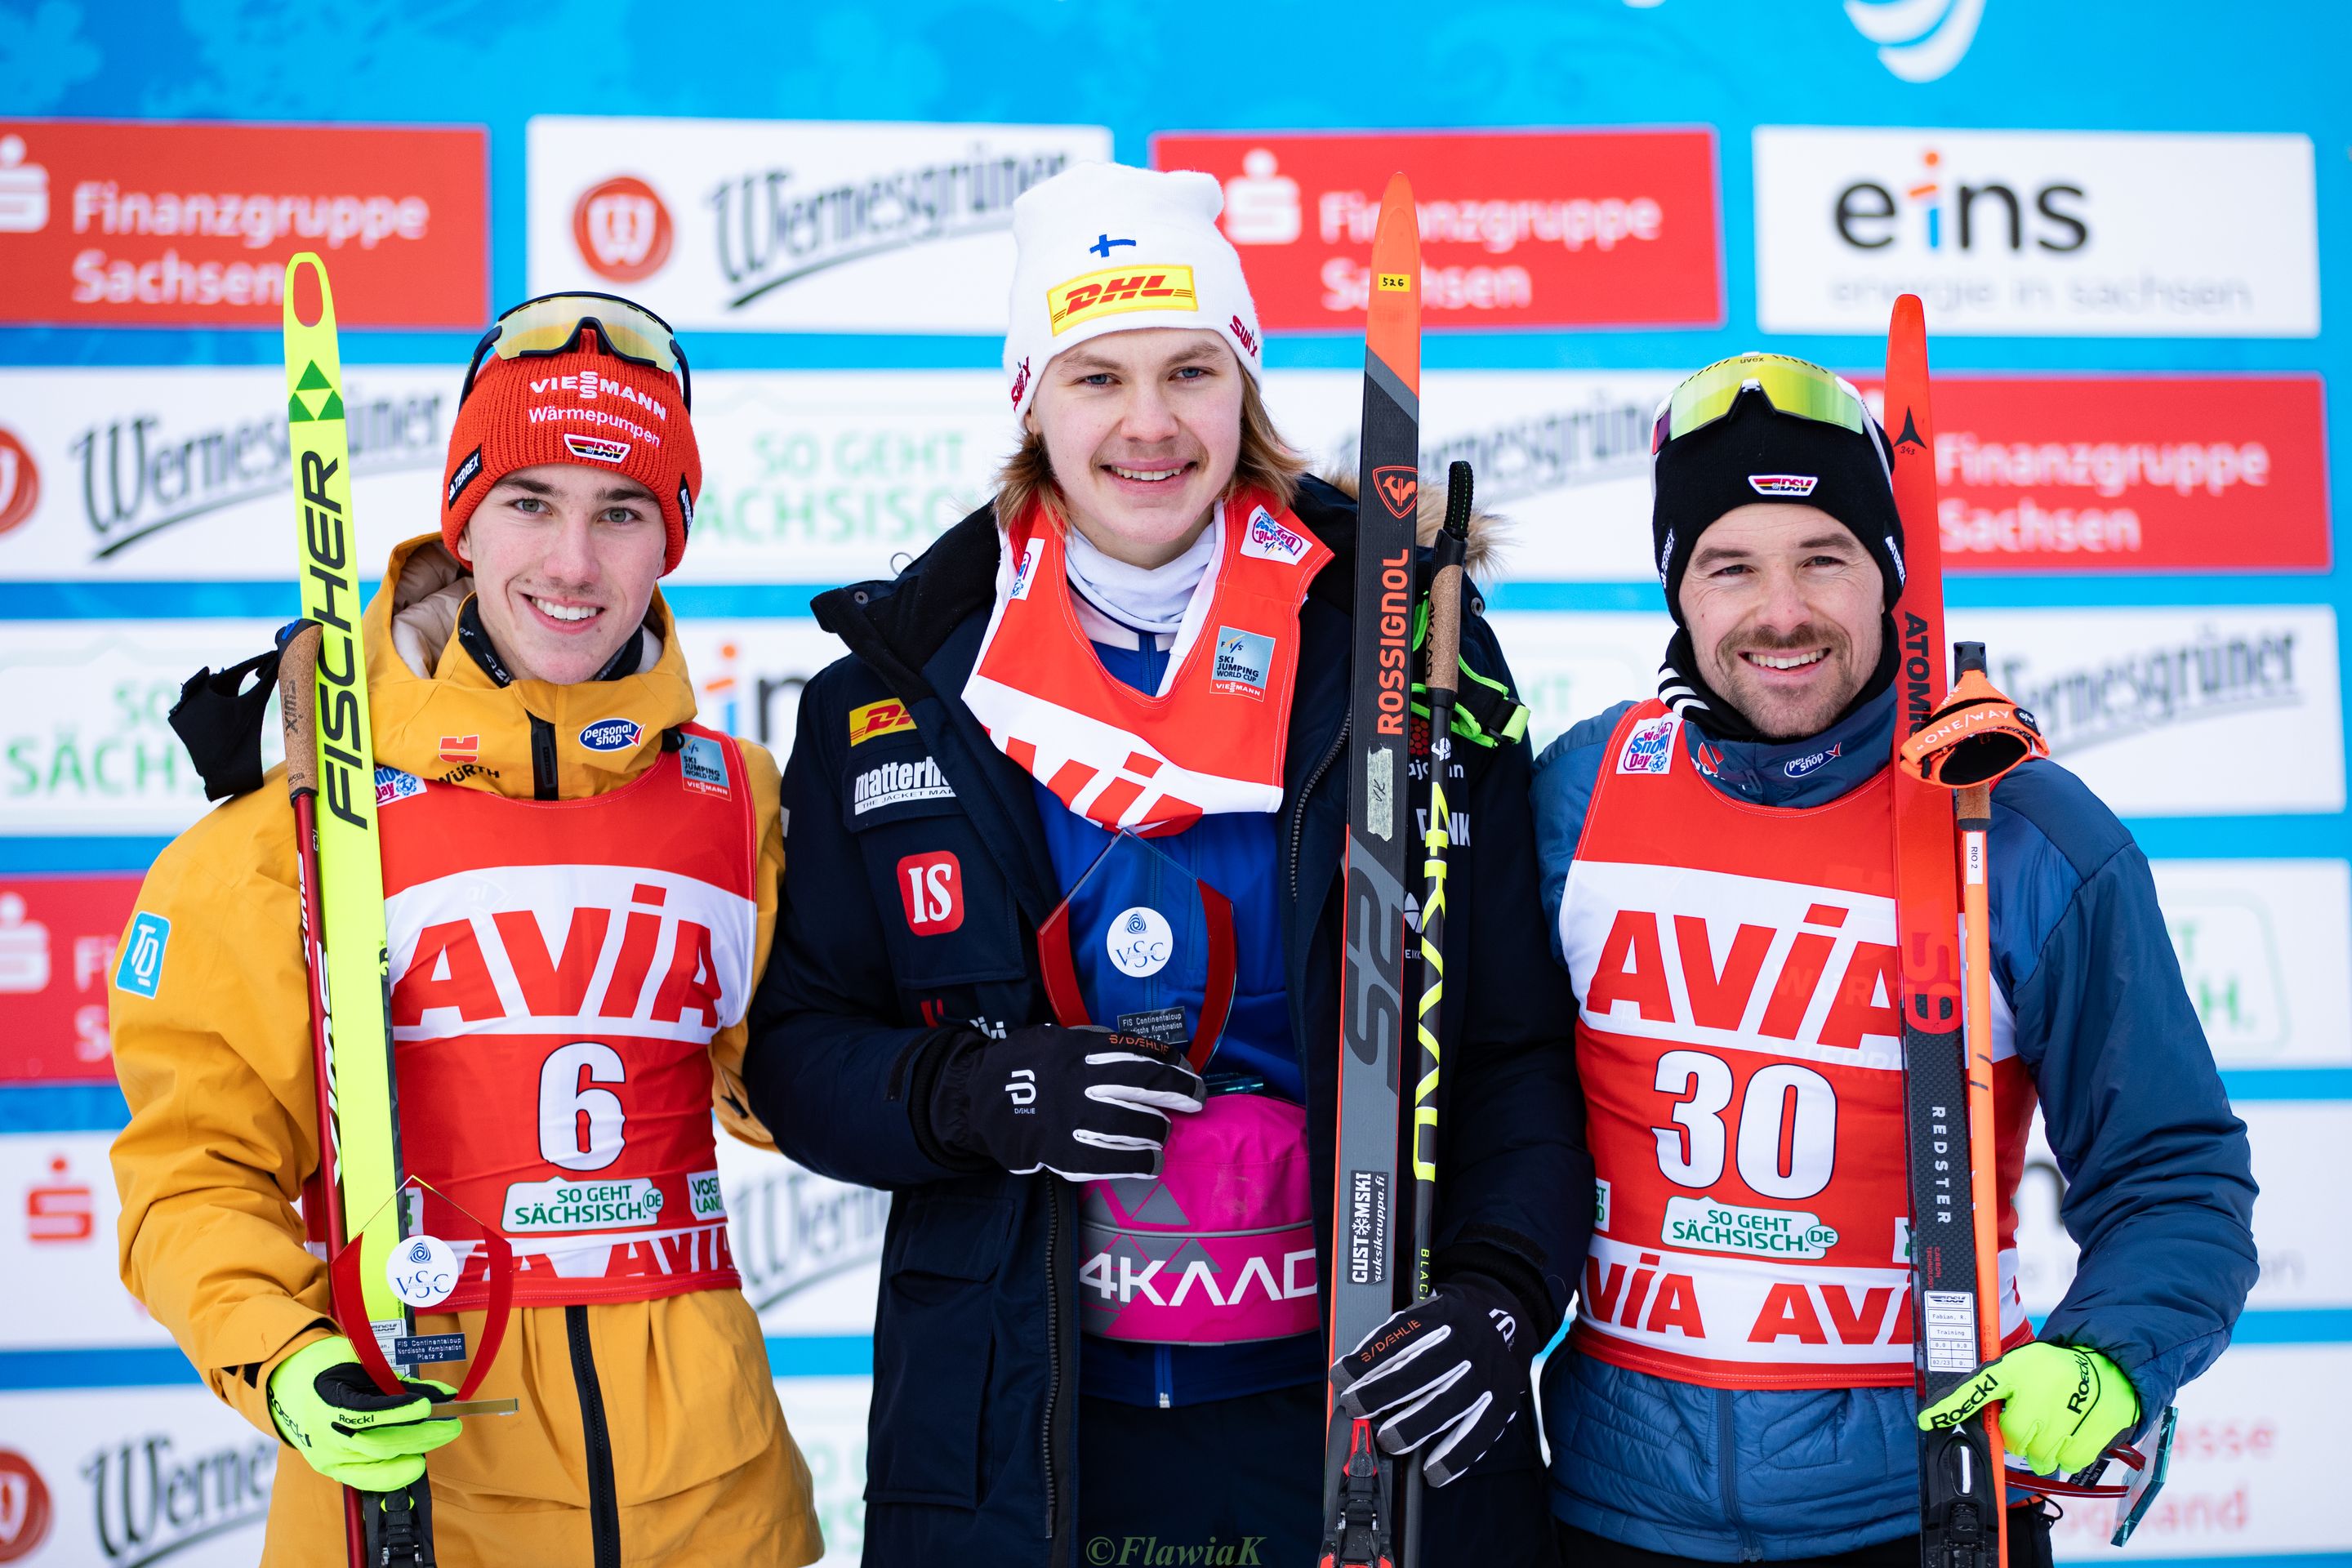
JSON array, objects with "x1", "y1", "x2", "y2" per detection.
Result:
[{"x1": 1651, "y1": 387, "x2": 1905, "y2": 626}]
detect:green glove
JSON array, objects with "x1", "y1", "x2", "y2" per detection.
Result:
[
  {"x1": 1918, "y1": 1341, "x2": 2141, "y2": 1476},
  {"x1": 265, "y1": 1335, "x2": 461, "y2": 1490}
]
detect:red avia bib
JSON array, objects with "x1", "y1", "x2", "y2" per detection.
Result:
[
  {"x1": 378, "y1": 727, "x2": 756, "y2": 1310},
  {"x1": 1559, "y1": 702, "x2": 2035, "y2": 1389},
  {"x1": 963, "y1": 492, "x2": 1332, "y2": 835}
]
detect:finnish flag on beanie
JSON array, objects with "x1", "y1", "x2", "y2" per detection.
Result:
[{"x1": 1003, "y1": 162, "x2": 1265, "y2": 422}]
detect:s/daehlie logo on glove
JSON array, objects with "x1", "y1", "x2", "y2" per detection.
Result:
[
  {"x1": 1005, "y1": 1067, "x2": 1038, "y2": 1110},
  {"x1": 1489, "y1": 1307, "x2": 1517, "y2": 1349}
]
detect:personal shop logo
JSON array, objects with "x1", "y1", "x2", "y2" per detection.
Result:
[{"x1": 577, "y1": 717, "x2": 644, "y2": 752}]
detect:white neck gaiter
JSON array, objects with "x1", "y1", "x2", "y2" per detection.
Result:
[{"x1": 1063, "y1": 507, "x2": 1222, "y2": 640}]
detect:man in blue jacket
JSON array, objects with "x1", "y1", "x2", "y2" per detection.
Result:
[
  {"x1": 743, "y1": 163, "x2": 1586, "y2": 1566},
  {"x1": 1527, "y1": 354, "x2": 2256, "y2": 1566}
]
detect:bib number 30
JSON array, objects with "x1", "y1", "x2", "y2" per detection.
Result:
[
  {"x1": 540, "y1": 1041, "x2": 627, "y2": 1171},
  {"x1": 1651, "y1": 1049, "x2": 1836, "y2": 1200}
]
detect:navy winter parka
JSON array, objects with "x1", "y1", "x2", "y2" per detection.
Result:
[{"x1": 742, "y1": 478, "x2": 1592, "y2": 1566}]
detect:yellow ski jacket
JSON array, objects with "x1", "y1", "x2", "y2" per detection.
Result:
[{"x1": 109, "y1": 535, "x2": 820, "y2": 1568}]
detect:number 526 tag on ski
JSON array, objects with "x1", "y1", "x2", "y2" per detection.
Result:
[{"x1": 386, "y1": 1232, "x2": 461, "y2": 1309}]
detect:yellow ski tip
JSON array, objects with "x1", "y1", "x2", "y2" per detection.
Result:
[{"x1": 284, "y1": 252, "x2": 335, "y2": 333}]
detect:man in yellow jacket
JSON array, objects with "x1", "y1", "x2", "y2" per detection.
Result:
[{"x1": 108, "y1": 293, "x2": 822, "y2": 1567}]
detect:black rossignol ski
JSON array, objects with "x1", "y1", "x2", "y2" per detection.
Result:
[
  {"x1": 1884, "y1": 296, "x2": 2008, "y2": 1568},
  {"x1": 1320, "y1": 172, "x2": 1422, "y2": 1568}
]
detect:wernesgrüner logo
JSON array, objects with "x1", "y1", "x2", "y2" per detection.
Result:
[{"x1": 709, "y1": 142, "x2": 1076, "y2": 311}]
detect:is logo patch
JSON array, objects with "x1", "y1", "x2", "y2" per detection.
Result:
[
  {"x1": 1210, "y1": 626, "x2": 1275, "y2": 698},
  {"x1": 578, "y1": 716, "x2": 644, "y2": 752},
  {"x1": 849, "y1": 698, "x2": 915, "y2": 746},
  {"x1": 562, "y1": 433, "x2": 631, "y2": 464},
  {"x1": 1618, "y1": 713, "x2": 1680, "y2": 775},
  {"x1": 897, "y1": 851, "x2": 964, "y2": 934},
  {"x1": 1047, "y1": 264, "x2": 1197, "y2": 335},
  {"x1": 375, "y1": 766, "x2": 425, "y2": 808},
  {"x1": 679, "y1": 733, "x2": 731, "y2": 798},
  {"x1": 1239, "y1": 506, "x2": 1310, "y2": 564},
  {"x1": 114, "y1": 911, "x2": 170, "y2": 999},
  {"x1": 1748, "y1": 473, "x2": 1820, "y2": 497}
]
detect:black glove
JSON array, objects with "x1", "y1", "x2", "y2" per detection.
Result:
[
  {"x1": 1327, "y1": 1274, "x2": 1533, "y2": 1486},
  {"x1": 930, "y1": 1023, "x2": 1205, "y2": 1181}
]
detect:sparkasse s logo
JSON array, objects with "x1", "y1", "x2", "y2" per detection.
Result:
[
  {"x1": 573, "y1": 175, "x2": 673, "y2": 283},
  {"x1": 1833, "y1": 146, "x2": 2085, "y2": 256}
]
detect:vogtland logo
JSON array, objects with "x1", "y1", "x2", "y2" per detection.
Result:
[
  {"x1": 1835, "y1": 147, "x2": 2086, "y2": 256},
  {"x1": 1845, "y1": 0, "x2": 1984, "y2": 82}
]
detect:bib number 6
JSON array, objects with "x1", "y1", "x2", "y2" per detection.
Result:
[
  {"x1": 1652, "y1": 1049, "x2": 1835, "y2": 1200},
  {"x1": 540, "y1": 1041, "x2": 626, "y2": 1171}
]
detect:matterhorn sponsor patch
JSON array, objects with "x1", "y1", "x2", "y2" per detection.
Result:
[
  {"x1": 1618, "y1": 713, "x2": 1680, "y2": 775},
  {"x1": 1748, "y1": 474, "x2": 1819, "y2": 497}
]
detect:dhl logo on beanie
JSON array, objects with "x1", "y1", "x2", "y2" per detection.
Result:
[{"x1": 440, "y1": 337, "x2": 702, "y2": 575}]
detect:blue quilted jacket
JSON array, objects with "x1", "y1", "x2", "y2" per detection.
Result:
[{"x1": 1529, "y1": 684, "x2": 2257, "y2": 1560}]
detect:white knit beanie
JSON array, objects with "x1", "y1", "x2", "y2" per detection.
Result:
[{"x1": 1003, "y1": 161, "x2": 1265, "y2": 423}]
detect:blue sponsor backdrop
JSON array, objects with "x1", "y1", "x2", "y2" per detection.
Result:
[{"x1": 2, "y1": 1, "x2": 2345, "y2": 1563}]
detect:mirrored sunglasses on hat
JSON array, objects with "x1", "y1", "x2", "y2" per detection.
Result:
[
  {"x1": 459, "y1": 291, "x2": 691, "y2": 410},
  {"x1": 1650, "y1": 353, "x2": 1872, "y2": 456}
]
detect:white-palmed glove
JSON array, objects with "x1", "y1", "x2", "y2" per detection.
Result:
[
  {"x1": 930, "y1": 1023, "x2": 1205, "y2": 1181},
  {"x1": 1327, "y1": 1275, "x2": 1535, "y2": 1486}
]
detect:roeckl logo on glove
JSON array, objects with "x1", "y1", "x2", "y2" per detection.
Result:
[{"x1": 1005, "y1": 1067, "x2": 1037, "y2": 1110}]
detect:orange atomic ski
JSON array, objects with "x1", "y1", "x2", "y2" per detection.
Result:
[{"x1": 1885, "y1": 295, "x2": 2009, "y2": 1568}]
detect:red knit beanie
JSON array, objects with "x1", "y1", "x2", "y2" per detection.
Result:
[{"x1": 440, "y1": 331, "x2": 701, "y2": 573}]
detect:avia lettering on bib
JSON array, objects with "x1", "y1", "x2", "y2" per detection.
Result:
[
  {"x1": 1559, "y1": 701, "x2": 2034, "y2": 1387},
  {"x1": 378, "y1": 729, "x2": 756, "y2": 1309}
]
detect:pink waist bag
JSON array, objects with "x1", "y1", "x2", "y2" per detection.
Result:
[{"x1": 1077, "y1": 1092, "x2": 1320, "y2": 1344}]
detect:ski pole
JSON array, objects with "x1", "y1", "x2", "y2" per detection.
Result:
[
  {"x1": 1897, "y1": 639, "x2": 2051, "y2": 1568},
  {"x1": 1395, "y1": 461, "x2": 1473, "y2": 1568}
]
